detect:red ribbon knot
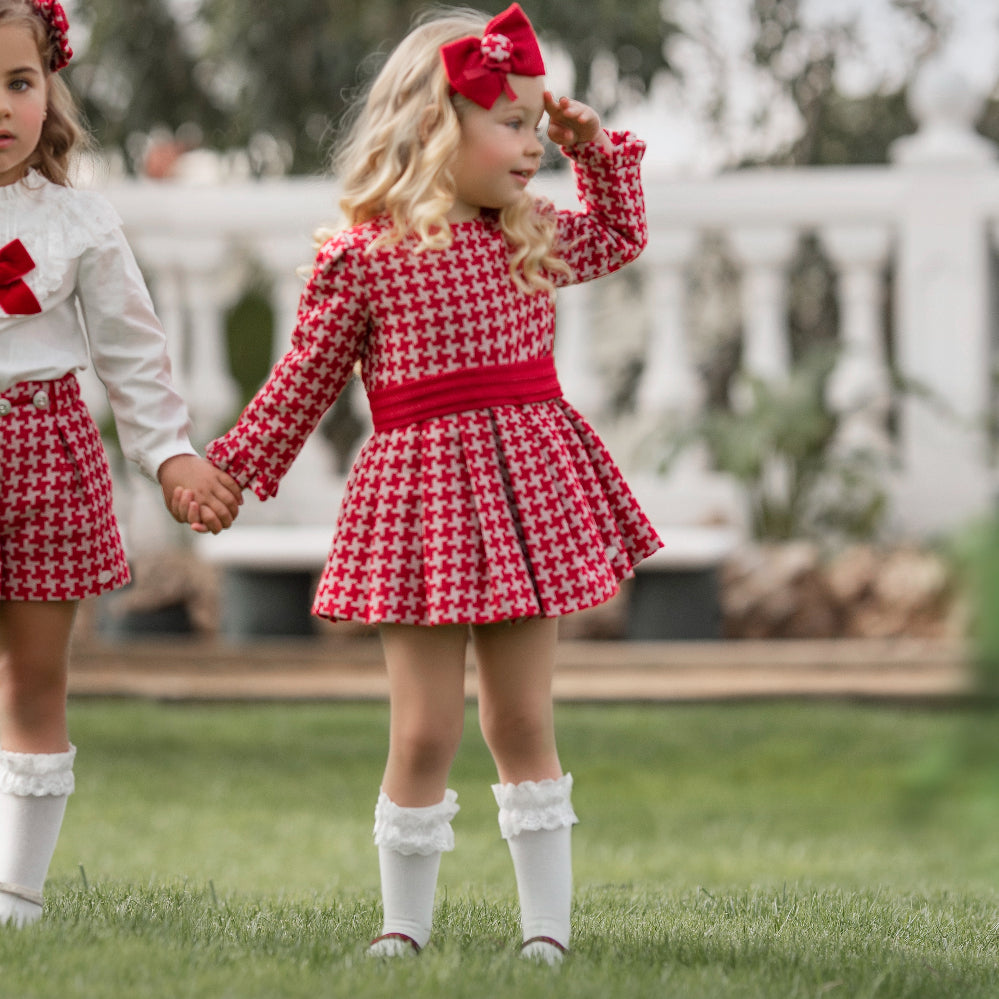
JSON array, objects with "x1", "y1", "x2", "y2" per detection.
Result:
[
  {"x1": 481, "y1": 33, "x2": 513, "y2": 65},
  {"x1": 0, "y1": 239, "x2": 42, "y2": 316}
]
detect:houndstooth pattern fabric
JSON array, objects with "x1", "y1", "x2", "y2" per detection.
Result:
[
  {"x1": 0, "y1": 375, "x2": 130, "y2": 601},
  {"x1": 209, "y1": 132, "x2": 661, "y2": 625}
]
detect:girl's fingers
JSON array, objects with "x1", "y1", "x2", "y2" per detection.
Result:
[{"x1": 544, "y1": 94, "x2": 600, "y2": 146}]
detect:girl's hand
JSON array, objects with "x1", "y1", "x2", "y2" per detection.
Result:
[
  {"x1": 544, "y1": 92, "x2": 612, "y2": 153},
  {"x1": 158, "y1": 454, "x2": 242, "y2": 534},
  {"x1": 171, "y1": 487, "x2": 208, "y2": 534}
]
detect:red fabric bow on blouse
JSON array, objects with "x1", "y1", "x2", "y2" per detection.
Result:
[
  {"x1": 0, "y1": 240, "x2": 43, "y2": 316},
  {"x1": 441, "y1": 3, "x2": 545, "y2": 110}
]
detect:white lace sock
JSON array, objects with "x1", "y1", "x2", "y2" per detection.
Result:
[
  {"x1": 0, "y1": 745, "x2": 76, "y2": 928},
  {"x1": 493, "y1": 773, "x2": 578, "y2": 959},
  {"x1": 369, "y1": 789, "x2": 459, "y2": 954}
]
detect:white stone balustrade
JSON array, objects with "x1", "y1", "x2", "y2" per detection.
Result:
[{"x1": 91, "y1": 68, "x2": 999, "y2": 554}]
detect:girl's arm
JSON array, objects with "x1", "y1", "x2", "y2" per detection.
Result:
[
  {"x1": 76, "y1": 226, "x2": 242, "y2": 532},
  {"x1": 205, "y1": 236, "x2": 369, "y2": 500},
  {"x1": 542, "y1": 92, "x2": 648, "y2": 285}
]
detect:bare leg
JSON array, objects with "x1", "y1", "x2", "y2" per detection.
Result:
[
  {"x1": 379, "y1": 623, "x2": 468, "y2": 805},
  {"x1": 472, "y1": 616, "x2": 575, "y2": 961},
  {"x1": 0, "y1": 601, "x2": 76, "y2": 753},
  {"x1": 0, "y1": 600, "x2": 78, "y2": 926},
  {"x1": 370, "y1": 623, "x2": 468, "y2": 954},
  {"x1": 473, "y1": 616, "x2": 561, "y2": 783}
]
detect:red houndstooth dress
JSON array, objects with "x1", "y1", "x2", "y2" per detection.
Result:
[{"x1": 208, "y1": 132, "x2": 662, "y2": 625}]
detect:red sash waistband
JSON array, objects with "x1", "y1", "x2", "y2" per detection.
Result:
[{"x1": 368, "y1": 357, "x2": 562, "y2": 432}]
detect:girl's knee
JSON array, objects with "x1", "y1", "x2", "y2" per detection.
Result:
[
  {"x1": 392, "y1": 720, "x2": 463, "y2": 777},
  {"x1": 0, "y1": 652, "x2": 67, "y2": 708},
  {"x1": 480, "y1": 705, "x2": 551, "y2": 760}
]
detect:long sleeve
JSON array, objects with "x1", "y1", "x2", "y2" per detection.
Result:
[
  {"x1": 551, "y1": 130, "x2": 648, "y2": 286},
  {"x1": 207, "y1": 236, "x2": 369, "y2": 500},
  {"x1": 76, "y1": 227, "x2": 197, "y2": 480},
  {"x1": 1, "y1": 177, "x2": 195, "y2": 480}
]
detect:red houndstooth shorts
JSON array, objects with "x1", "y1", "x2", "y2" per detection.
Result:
[{"x1": 0, "y1": 373, "x2": 130, "y2": 601}]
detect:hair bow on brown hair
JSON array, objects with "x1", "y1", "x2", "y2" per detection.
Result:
[
  {"x1": 31, "y1": 0, "x2": 73, "y2": 72},
  {"x1": 440, "y1": 3, "x2": 545, "y2": 110}
]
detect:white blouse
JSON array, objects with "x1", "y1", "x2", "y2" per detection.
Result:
[{"x1": 0, "y1": 172, "x2": 195, "y2": 480}]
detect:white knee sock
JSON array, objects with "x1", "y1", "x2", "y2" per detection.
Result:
[
  {"x1": 0, "y1": 745, "x2": 76, "y2": 928},
  {"x1": 493, "y1": 773, "x2": 578, "y2": 955},
  {"x1": 371, "y1": 788, "x2": 459, "y2": 953}
]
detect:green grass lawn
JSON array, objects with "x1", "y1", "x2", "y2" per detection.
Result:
[{"x1": 2, "y1": 698, "x2": 997, "y2": 998}]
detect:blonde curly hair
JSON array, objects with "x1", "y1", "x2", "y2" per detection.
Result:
[
  {"x1": 0, "y1": 0, "x2": 89, "y2": 186},
  {"x1": 328, "y1": 6, "x2": 570, "y2": 293}
]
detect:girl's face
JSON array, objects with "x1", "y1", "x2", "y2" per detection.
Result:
[
  {"x1": 448, "y1": 73, "x2": 546, "y2": 223},
  {"x1": 0, "y1": 22, "x2": 48, "y2": 187}
]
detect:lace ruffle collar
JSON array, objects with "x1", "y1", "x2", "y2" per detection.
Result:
[{"x1": 1, "y1": 171, "x2": 122, "y2": 304}]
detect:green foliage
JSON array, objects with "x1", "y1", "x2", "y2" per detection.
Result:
[
  {"x1": 6, "y1": 699, "x2": 996, "y2": 998},
  {"x1": 224, "y1": 286, "x2": 275, "y2": 409},
  {"x1": 800, "y1": 89, "x2": 918, "y2": 167},
  {"x1": 527, "y1": 0, "x2": 677, "y2": 103},
  {"x1": 948, "y1": 516, "x2": 999, "y2": 699},
  {"x1": 68, "y1": 0, "x2": 675, "y2": 175},
  {"x1": 741, "y1": 0, "x2": 941, "y2": 167},
  {"x1": 664, "y1": 348, "x2": 887, "y2": 541},
  {"x1": 67, "y1": 0, "x2": 982, "y2": 175},
  {"x1": 198, "y1": 0, "x2": 677, "y2": 174},
  {"x1": 71, "y1": 0, "x2": 228, "y2": 167}
]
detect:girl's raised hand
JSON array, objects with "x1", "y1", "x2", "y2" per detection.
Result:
[{"x1": 544, "y1": 92, "x2": 612, "y2": 153}]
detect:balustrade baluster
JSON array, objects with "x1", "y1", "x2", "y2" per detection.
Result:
[
  {"x1": 185, "y1": 267, "x2": 240, "y2": 441},
  {"x1": 728, "y1": 225, "x2": 798, "y2": 388},
  {"x1": 636, "y1": 229, "x2": 700, "y2": 420},
  {"x1": 819, "y1": 223, "x2": 893, "y2": 455}
]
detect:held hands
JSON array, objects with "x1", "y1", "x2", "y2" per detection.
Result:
[
  {"x1": 158, "y1": 454, "x2": 243, "y2": 534},
  {"x1": 544, "y1": 92, "x2": 612, "y2": 154}
]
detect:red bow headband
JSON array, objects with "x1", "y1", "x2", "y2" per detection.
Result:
[
  {"x1": 440, "y1": 4, "x2": 545, "y2": 110},
  {"x1": 31, "y1": 0, "x2": 73, "y2": 72}
]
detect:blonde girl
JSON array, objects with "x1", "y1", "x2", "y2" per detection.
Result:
[
  {"x1": 196, "y1": 3, "x2": 660, "y2": 962},
  {"x1": 0, "y1": 0, "x2": 242, "y2": 927}
]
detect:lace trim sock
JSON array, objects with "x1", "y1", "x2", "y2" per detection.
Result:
[
  {"x1": 371, "y1": 789, "x2": 459, "y2": 951},
  {"x1": 0, "y1": 745, "x2": 76, "y2": 797},
  {"x1": 0, "y1": 746, "x2": 76, "y2": 928},
  {"x1": 493, "y1": 774, "x2": 577, "y2": 953},
  {"x1": 491, "y1": 773, "x2": 578, "y2": 840},
  {"x1": 372, "y1": 788, "x2": 459, "y2": 856}
]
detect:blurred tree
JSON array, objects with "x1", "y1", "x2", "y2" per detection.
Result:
[
  {"x1": 739, "y1": 0, "x2": 943, "y2": 166},
  {"x1": 199, "y1": 0, "x2": 677, "y2": 173},
  {"x1": 69, "y1": 0, "x2": 987, "y2": 175},
  {"x1": 69, "y1": 0, "x2": 676, "y2": 175},
  {"x1": 70, "y1": 0, "x2": 228, "y2": 173},
  {"x1": 530, "y1": 0, "x2": 677, "y2": 103}
]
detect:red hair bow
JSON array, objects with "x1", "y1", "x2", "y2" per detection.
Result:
[
  {"x1": 0, "y1": 240, "x2": 42, "y2": 316},
  {"x1": 441, "y1": 4, "x2": 545, "y2": 110},
  {"x1": 31, "y1": 0, "x2": 73, "y2": 72}
]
